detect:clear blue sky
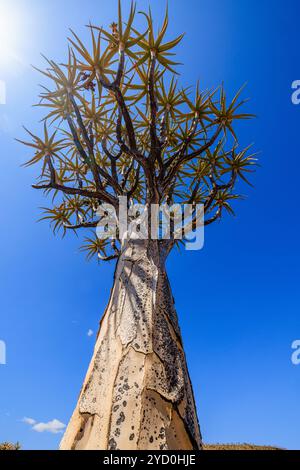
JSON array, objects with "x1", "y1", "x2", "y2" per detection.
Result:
[{"x1": 0, "y1": 0, "x2": 299, "y2": 450}]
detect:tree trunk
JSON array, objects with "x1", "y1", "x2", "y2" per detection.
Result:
[{"x1": 60, "y1": 239, "x2": 202, "y2": 450}]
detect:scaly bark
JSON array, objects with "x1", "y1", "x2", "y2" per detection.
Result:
[{"x1": 60, "y1": 239, "x2": 202, "y2": 450}]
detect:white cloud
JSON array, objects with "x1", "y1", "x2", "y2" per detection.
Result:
[
  {"x1": 32, "y1": 419, "x2": 65, "y2": 434},
  {"x1": 22, "y1": 417, "x2": 36, "y2": 425},
  {"x1": 87, "y1": 329, "x2": 94, "y2": 337},
  {"x1": 22, "y1": 417, "x2": 66, "y2": 434}
]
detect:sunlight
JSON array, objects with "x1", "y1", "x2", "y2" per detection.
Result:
[{"x1": 0, "y1": 1, "x2": 23, "y2": 64}]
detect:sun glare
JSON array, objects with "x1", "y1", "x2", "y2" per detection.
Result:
[{"x1": 0, "y1": 2, "x2": 23, "y2": 64}]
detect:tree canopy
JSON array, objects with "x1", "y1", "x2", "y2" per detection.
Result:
[{"x1": 18, "y1": 1, "x2": 256, "y2": 261}]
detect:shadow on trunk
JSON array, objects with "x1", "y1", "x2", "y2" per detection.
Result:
[{"x1": 60, "y1": 238, "x2": 202, "y2": 450}]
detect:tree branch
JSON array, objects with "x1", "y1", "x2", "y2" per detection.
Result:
[
  {"x1": 162, "y1": 125, "x2": 222, "y2": 193},
  {"x1": 111, "y1": 239, "x2": 120, "y2": 256},
  {"x1": 68, "y1": 95, "x2": 103, "y2": 192},
  {"x1": 98, "y1": 253, "x2": 119, "y2": 262},
  {"x1": 204, "y1": 169, "x2": 236, "y2": 211},
  {"x1": 96, "y1": 68, "x2": 138, "y2": 153},
  {"x1": 121, "y1": 158, "x2": 134, "y2": 190},
  {"x1": 32, "y1": 181, "x2": 118, "y2": 207},
  {"x1": 127, "y1": 164, "x2": 141, "y2": 198},
  {"x1": 64, "y1": 220, "x2": 99, "y2": 230},
  {"x1": 188, "y1": 180, "x2": 201, "y2": 204},
  {"x1": 163, "y1": 117, "x2": 198, "y2": 172},
  {"x1": 114, "y1": 49, "x2": 125, "y2": 87},
  {"x1": 66, "y1": 114, "x2": 90, "y2": 165},
  {"x1": 148, "y1": 55, "x2": 160, "y2": 165},
  {"x1": 101, "y1": 138, "x2": 121, "y2": 187},
  {"x1": 45, "y1": 155, "x2": 56, "y2": 184},
  {"x1": 204, "y1": 207, "x2": 222, "y2": 225},
  {"x1": 96, "y1": 164, "x2": 122, "y2": 195}
]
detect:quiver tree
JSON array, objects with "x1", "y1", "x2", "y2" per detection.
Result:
[{"x1": 19, "y1": 1, "x2": 256, "y2": 450}]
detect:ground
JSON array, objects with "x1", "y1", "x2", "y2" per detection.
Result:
[{"x1": 0, "y1": 442, "x2": 283, "y2": 450}]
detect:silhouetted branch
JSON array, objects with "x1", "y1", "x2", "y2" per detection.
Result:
[{"x1": 64, "y1": 220, "x2": 99, "y2": 230}]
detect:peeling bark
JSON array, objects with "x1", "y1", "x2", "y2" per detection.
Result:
[{"x1": 60, "y1": 239, "x2": 202, "y2": 450}]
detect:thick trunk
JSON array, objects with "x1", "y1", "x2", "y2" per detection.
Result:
[{"x1": 60, "y1": 239, "x2": 202, "y2": 450}]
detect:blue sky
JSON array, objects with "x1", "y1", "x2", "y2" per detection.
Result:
[{"x1": 0, "y1": 0, "x2": 300, "y2": 450}]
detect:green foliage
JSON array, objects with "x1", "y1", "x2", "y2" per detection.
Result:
[
  {"x1": 80, "y1": 233, "x2": 108, "y2": 261},
  {"x1": 16, "y1": 124, "x2": 65, "y2": 170}
]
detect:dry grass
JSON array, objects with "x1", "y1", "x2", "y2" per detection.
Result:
[
  {"x1": 0, "y1": 441, "x2": 283, "y2": 451},
  {"x1": 203, "y1": 443, "x2": 283, "y2": 451},
  {"x1": 0, "y1": 442, "x2": 21, "y2": 450}
]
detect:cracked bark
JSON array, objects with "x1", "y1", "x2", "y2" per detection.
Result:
[{"x1": 60, "y1": 238, "x2": 202, "y2": 450}]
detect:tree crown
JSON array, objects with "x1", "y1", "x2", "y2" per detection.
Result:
[{"x1": 18, "y1": 1, "x2": 256, "y2": 261}]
